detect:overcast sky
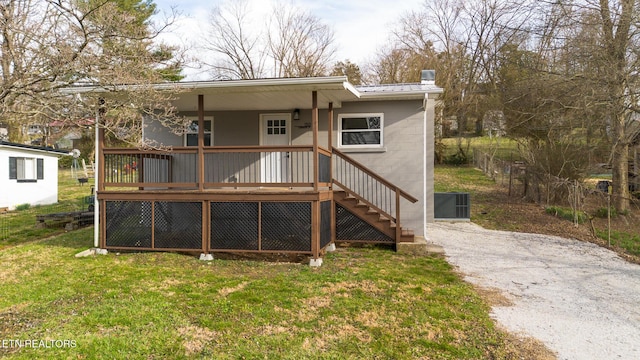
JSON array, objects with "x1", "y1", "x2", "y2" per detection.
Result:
[{"x1": 152, "y1": 0, "x2": 425, "y2": 81}]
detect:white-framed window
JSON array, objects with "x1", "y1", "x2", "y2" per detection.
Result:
[
  {"x1": 184, "y1": 117, "x2": 213, "y2": 146},
  {"x1": 9, "y1": 157, "x2": 43, "y2": 181},
  {"x1": 338, "y1": 113, "x2": 384, "y2": 148}
]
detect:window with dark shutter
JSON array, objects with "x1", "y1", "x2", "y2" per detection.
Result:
[
  {"x1": 37, "y1": 158, "x2": 44, "y2": 179},
  {"x1": 9, "y1": 157, "x2": 17, "y2": 179}
]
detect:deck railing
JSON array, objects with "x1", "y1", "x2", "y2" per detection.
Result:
[
  {"x1": 102, "y1": 146, "x2": 332, "y2": 189},
  {"x1": 332, "y1": 147, "x2": 418, "y2": 240}
]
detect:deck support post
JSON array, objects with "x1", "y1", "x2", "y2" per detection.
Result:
[
  {"x1": 328, "y1": 102, "x2": 336, "y2": 243},
  {"x1": 311, "y1": 199, "x2": 321, "y2": 265}
]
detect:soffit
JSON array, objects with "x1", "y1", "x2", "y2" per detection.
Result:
[{"x1": 166, "y1": 77, "x2": 360, "y2": 112}]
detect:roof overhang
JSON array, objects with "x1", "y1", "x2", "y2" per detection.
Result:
[
  {"x1": 0, "y1": 141, "x2": 69, "y2": 156},
  {"x1": 64, "y1": 76, "x2": 362, "y2": 111},
  {"x1": 356, "y1": 84, "x2": 443, "y2": 109},
  {"x1": 169, "y1": 76, "x2": 362, "y2": 111},
  {"x1": 62, "y1": 76, "x2": 445, "y2": 112}
]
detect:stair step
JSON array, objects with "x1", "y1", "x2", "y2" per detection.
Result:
[{"x1": 402, "y1": 229, "x2": 414, "y2": 237}]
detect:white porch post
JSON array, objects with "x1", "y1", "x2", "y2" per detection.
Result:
[{"x1": 93, "y1": 105, "x2": 100, "y2": 248}]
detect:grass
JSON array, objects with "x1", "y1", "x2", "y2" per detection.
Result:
[
  {"x1": 0, "y1": 229, "x2": 524, "y2": 359},
  {"x1": 434, "y1": 165, "x2": 507, "y2": 228},
  {"x1": 0, "y1": 166, "x2": 539, "y2": 359},
  {"x1": 595, "y1": 230, "x2": 640, "y2": 257},
  {"x1": 0, "y1": 169, "x2": 92, "y2": 249},
  {"x1": 440, "y1": 136, "x2": 520, "y2": 163},
  {"x1": 544, "y1": 206, "x2": 587, "y2": 224}
]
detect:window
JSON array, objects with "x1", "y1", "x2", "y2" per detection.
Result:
[
  {"x1": 184, "y1": 117, "x2": 213, "y2": 146},
  {"x1": 9, "y1": 157, "x2": 43, "y2": 181},
  {"x1": 338, "y1": 113, "x2": 383, "y2": 148}
]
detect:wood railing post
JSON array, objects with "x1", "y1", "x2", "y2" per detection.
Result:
[
  {"x1": 198, "y1": 94, "x2": 205, "y2": 191},
  {"x1": 312, "y1": 91, "x2": 319, "y2": 191},
  {"x1": 395, "y1": 189, "x2": 401, "y2": 243},
  {"x1": 328, "y1": 102, "x2": 333, "y2": 191}
]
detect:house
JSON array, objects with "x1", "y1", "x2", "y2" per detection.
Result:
[
  {"x1": 75, "y1": 71, "x2": 442, "y2": 265},
  {"x1": 0, "y1": 141, "x2": 69, "y2": 210}
]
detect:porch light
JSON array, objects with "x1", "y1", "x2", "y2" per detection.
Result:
[{"x1": 293, "y1": 109, "x2": 300, "y2": 120}]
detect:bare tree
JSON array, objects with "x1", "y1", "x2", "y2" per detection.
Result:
[
  {"x1": 0, "y1": 0, "x2": 188, "y2": 146},
  {"x1": 366, "y1": 46, "x2": 435, "y2": 84},
  {"x1": 391, "y1": 0, "x2": 531, "y2": 133},
  {"x1": 203, "y1": 0, "x2": 336, "y2": 79},
  {"x1": 596, "y1": 0, "x2": 638, "y2": 211},
  {"x1": 512, "y1": 0, "x2": 640, "y2": 211},
  {"x1": 268, "y1": 3, "x2": 335, "y2": 77},
  {"x1": 203, "y1": 0, "x2": 266, "y2": 80}
]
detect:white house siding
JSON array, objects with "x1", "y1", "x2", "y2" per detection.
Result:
[{"x1": 0, "y1": 147, "x2": 61, "y2": 210}]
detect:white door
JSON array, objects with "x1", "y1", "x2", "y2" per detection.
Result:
[{"x1": 260, "y1": 114, "x2": 290, "y2": 183}]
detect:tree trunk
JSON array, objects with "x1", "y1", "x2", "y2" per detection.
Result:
[{"x1": 612, "y1": 138, "x2": 630, "y2": 212}]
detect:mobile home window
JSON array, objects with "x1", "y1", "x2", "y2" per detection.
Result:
[
  {"x1": 9, "y1": 157, "x2": 43, "y2": 181},
  {"x1": 184, "y1": 118, "x2": 213, "y2": 146},
  {"x1": 338, "y1": 113, "x2": 383, "y2": 148}
]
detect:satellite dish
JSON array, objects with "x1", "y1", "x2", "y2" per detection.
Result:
[{"x1": 71, "y1": 149, "x2": 81, "y2": 158}]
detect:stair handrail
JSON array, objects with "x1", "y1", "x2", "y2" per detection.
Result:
[
  {"x1": 332, "y1": 147, "x2": 418, "y2": 243},
  {"x1": 332, "y1": 147, "x2": 418, "y2": 204}
]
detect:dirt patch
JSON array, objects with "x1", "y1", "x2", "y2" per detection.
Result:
[
  {"x1": 501, "y1": 332, "x2": 558, "y2": 360},
  {"x1": 473, "y1": 286, "x2": 514, "y2": 307},
  {"x1": 177, "y1": 325, "x2": 219, "y2": 356},
  {"x1": 218, "y1": 281, "x2": 248, "y2": 296}
]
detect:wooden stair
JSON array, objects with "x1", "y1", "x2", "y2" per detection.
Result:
[{"x1": 334, "y1": 190, "x2": 415, "y2": 243}]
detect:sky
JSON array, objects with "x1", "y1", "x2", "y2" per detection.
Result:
[{"x1": 151, "y1": 0, "x2": 425, "y2": 81}]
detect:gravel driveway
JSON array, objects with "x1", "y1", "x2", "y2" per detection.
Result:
[{"x1": 428, "y1": 222, "x2": 640, "y2": 360}]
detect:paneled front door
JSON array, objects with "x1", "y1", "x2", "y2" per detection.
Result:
[{"x1": 260, "y1": 114, "x2": 290, "y2": 183}]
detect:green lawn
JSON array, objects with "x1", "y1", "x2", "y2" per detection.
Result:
[
  {"x1": 0, "y1": 170, "x2": 92, "y2": 249},
  {"x1": 440, "y1": 136, "x2": 520, "y2": 163},
  {"x1": 0, "y1": 164, "x2": 547, "y2": 359},
  {"x1": 0, "y1": 228, "x2": 525, "y2": 359}
]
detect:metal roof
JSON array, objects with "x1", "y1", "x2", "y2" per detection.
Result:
[{"x1": 356, "y1": 83, "x2": 443, "y2": 100}]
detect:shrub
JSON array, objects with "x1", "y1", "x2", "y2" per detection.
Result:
[
  {"x1": 595, "y1": 207, "x2": 617, "y2": 218},
  {"x1": 15, "y1": 203, "x2": 31, "y2": 211},
  {"x1": 545, "y1": 206, "x2": 586, "y2": 224}
]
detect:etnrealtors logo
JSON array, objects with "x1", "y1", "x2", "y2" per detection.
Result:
[{"x1": 1, "y1": 339, "x2": 77, "y2": 349}]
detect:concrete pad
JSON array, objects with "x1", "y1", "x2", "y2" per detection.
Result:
[
  {"x1": 309, "y1": 258, "x2": 323, "y2": 267},
  {"x1": 199, "y1": 253, "x2": 214, "y2": 261},
  {"x1": 75, "y1": 248, "x2": 109, "y2": 257},
  {"x1": 396, "y1": 236, "x2": 445, "y2": 256},
  {"x1": 75, "y1": 248, "x2": 95, "y2": 258}
]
